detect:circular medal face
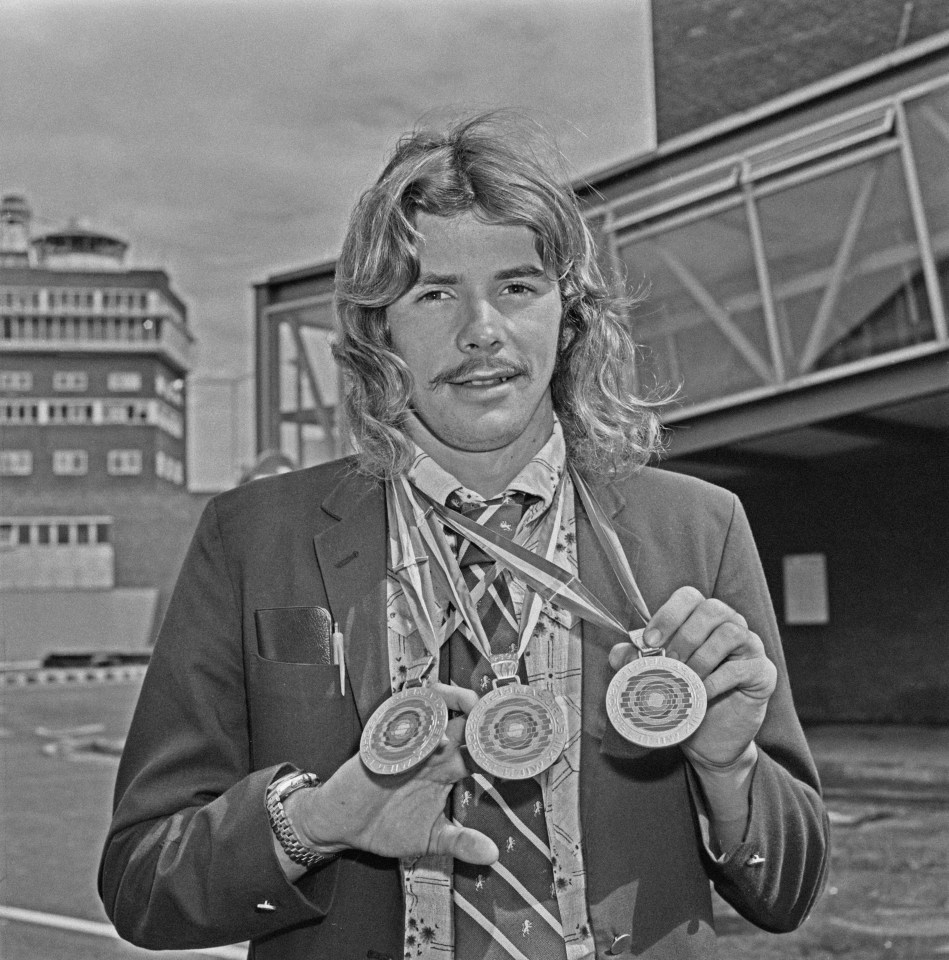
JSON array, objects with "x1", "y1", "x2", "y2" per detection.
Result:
[
  {"x1": 360, "y1": 687, "x2": 449, "y2": 775},
  {"x1": 466, "y1": 684, "x2": 566, "y2": 780},
  {"x1": 606, "y1": 656, "x2": 707, "y2": 748}
]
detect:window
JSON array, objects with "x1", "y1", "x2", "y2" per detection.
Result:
[
  {"x1": 76, "y1": 523, "x2": 89, "y2": 544},
  {"x1": 17, "y1": 524, "x2": 30, "y2": 545},
  {"x1": 53, "y1": 371, "x2": 88, "y2": 391},
  {"x1": 96, "y1": 523, "x2": 110, "y2": 544},
  {"x1": 47, "y1": 402, "x2": 94, "y2": 424},
  {"x1": 107, "y1": 449, "x2": 142, "y2": 475},
  {"x1": 0, "y1": 371, "x2": 32, "y2": 390},
  {"x1": 52, "y1": 450, "x2": 88, "y2": 476},
  {"x1": 155, "y1": 401, "x2": 183, "y2": 437},
  {"x1": 156, "y1": 450, "x2": 184, "y2": 484},
  {"x1": 37, "y1": 524, "x2": 50, "y2": 545},
  {"x1": 102, "y1": 399, "x2": 149, "y2": 424},
  {"x1": 156, "y1": 373, "x2": 184, "y2": 407},
  {"x1": 107, "y1": 371, "x2": 142, "y2": 392},
  {"x1": 0, "y1": 524, "x2": 13, "y2": 548},
  {"x1": 0, "y1": 403, "x2": 38, "y2": 424},
  {"x1": 0, "y1": 450, "x2": 32, "y2": 475},
  {"x1": 57, "y1": 524, "x2": 70, "y2": 545}
]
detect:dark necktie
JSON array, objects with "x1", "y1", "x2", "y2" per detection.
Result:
[{"x1": 446, "y1": 492, "x2": 567, "y2": 960}]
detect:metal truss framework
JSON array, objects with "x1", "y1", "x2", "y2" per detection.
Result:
[{"x1": 588, "y1": 71, "x2": 949, "y2": 435}]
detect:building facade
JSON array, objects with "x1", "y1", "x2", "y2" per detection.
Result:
[
  {"x1": 575, "y1": 39, "x2": 949, "y2": 724},
  {"x1": 0, "y1": 197, "x2": 206, "y2": 661},
  {"x1": 252, "y1": 15, "x2": 949, "y2": 723}
]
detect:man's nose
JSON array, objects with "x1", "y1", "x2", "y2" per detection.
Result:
[{"x1": 456, "y1": 296, "x2": 504, "y2": 353}]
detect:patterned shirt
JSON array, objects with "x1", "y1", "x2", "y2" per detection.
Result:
[{"x1": 386, "y1": 422, "x2": 596, "y2": 960}]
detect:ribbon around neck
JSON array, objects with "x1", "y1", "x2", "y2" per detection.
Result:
[
  {"x1": 399, "y1": 474, "x2": 565, "y2": 672},
  {"x1": 387, "y1": 467, "x2": 653, "y2": 686},
  {"x1": 422, "y1": 468, "x2": 651, "y2": 643}
]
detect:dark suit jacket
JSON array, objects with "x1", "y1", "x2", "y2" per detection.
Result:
[{"x1": 99, "y1": 459, "x2": 829, "y2": 959}]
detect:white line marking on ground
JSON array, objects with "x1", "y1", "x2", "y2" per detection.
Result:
[{"x1": 0, "y1": 905, "x2": 247, "y2": 958}]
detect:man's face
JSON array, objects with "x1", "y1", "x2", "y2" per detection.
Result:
[{"x1": 387, "y1": 211, "x2": 562, "y2": 456}]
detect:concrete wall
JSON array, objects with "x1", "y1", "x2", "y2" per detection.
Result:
[
  {"x1": 2, "y1": 485, "x2": 210, "y2": 644},
  {"x1": 733, "y1": 445, "x2": 949, "y2": 723}
]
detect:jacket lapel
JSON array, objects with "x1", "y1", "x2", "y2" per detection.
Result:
[
  {"x1": 314, "y1": 472, "x2": 391, "y2": 729},
  {"x1": 576, "y1": 474, "x2": 644, "y2": 630},
  {"x1": 577, "y1": 473, "x2": 649, "y2": 757}
]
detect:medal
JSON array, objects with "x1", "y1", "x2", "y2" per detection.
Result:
[
  {"x1": 360, "y1": 684, "x2": 449, "y2": 775},
  {"x1": 467, "y1": 681, "x2": 567, "y2": 779},
  {"x1": 606, "y1": 653, "x2": 706, "y2": 748},
  {"x1": 360, "y1": 483, "x2": 454, "y2": 777},
  {"x1": 432, "y1": 471, "x2": 712, "y2": 750},
  {"x1": 465, "y1": 656, "x2": 566, "y2": 779}
]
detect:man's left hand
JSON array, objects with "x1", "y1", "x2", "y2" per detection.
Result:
[{"x1": 609, "y1": 586, "x2": 777, "y2": 767}]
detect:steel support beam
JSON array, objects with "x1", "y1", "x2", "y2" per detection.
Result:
[
  {"x1": 798, "y1": 167, "x2": 879, "y2": 373},
  {"x1": 664, "y1": 346, "x2": 949, "y2": 457},
  {"x1": 654, "y1": 245, "x2": 774, "y2": 383}
]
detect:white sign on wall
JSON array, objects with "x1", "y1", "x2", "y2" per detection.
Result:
[{"x1": 782, "y1": 553, "x2": 829, "y2": 625}]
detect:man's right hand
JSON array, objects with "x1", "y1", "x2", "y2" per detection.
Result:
[{"x1": 284, "y1": 683, "x2": 498, "y2": 866}]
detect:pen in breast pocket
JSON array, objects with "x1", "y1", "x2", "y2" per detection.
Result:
[{"x1": 331, "y1": 620, "x2": 345, "y2": 695}]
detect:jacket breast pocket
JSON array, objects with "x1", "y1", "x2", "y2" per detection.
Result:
[
  {"x1": 255, "y1": 605, "x2": 335, "y2": 663},
  {"x1": 248, "y1": 609, "x2": 358, "y2": 774}
]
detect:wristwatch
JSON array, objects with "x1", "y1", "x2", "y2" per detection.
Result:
[{"x1": 266, "y1": 770, "x2": 329, "y2": 869}]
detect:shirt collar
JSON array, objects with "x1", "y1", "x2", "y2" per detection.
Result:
[{"x1": 407, "y1": 418, "x2": 566, "y2": 509}]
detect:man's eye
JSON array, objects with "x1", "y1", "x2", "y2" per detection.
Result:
[
  {"x1": 504, "y1": 282, "x2": 536, "y2": 295},
  {"x1": 417, "y1": 289, "x2": 450, "y2": 302}
]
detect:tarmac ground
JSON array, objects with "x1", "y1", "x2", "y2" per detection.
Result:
[{"x1": 1, "y1": 678, "x2": 947, "y2": 960}]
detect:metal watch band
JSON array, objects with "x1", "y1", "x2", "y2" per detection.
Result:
[{"x1": 266, "y1": 771, "x2": 328, "y2": 869}]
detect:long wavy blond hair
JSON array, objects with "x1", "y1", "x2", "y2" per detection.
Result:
[{"x1": 332, "y1": 113, "x2": 665, "y2": 478}]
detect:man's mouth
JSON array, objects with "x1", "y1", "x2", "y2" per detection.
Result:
[
  {"x1": 450, "y1": 372, "x2": 520, "y2": 388},
  {"x1": 432, "y1": 362, "x2": 529, "y2": 389}
]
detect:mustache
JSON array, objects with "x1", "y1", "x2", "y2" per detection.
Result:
[{"x1": 429, "y1": 357, "x2": 531, "y2": 388}]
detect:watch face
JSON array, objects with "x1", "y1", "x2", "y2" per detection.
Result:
[{"x1": 272, "y1": 772, "x2": 318, "y2": 798}]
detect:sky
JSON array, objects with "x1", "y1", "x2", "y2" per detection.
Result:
[{"x1": 0, "y1": 0, "x2": 656, "y2": 487}]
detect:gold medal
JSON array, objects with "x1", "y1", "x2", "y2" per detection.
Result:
[
  {"x1": 360, "y1": 685, "x2": 448, "y2": 775},
  {"x1": 606, "y1": 654, "x2": 706, "y2": 748},
  {"x1": 466, "y1": 679, "x2": 566, "y2": 779}
]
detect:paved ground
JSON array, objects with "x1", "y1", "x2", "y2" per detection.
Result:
[
  {"x1": 1, "y1": 679, "x2": 947, "y2": 959},
  {"x1": 713, "y1": 724, "x2": 949, "y2": 959}
]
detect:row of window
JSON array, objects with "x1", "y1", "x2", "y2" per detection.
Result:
[
  {"x1": 1, "y1": 447, "x2": 184, "y2": 482},
  {"x1": 1, "y1": 448, "x2": 138, "y2": 475},
  {"x1": 1, "y1": 315, "x2": 161, "y2": 343},
  {"x1": 0, "y1": 517, "x2": 112, "y2": 548},
  {"x1": 0, "y1": 398, "x2": 183, "y2": 436},
  {"x1": 1, "y1": 287, "x2": 151, "y2": 312},
  {"x1": 1, "y1": 370, "x2": 167, "y2": 394}
]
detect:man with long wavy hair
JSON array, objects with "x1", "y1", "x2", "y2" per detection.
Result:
[{"x1": 101, "y1": 114, "x2": 828, "y2": 960}]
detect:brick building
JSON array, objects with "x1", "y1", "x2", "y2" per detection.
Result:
[{"x1": 0, "y1": 195, "x2": 207, "y2": 663}]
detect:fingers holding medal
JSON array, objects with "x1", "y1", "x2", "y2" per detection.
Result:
[{"x1": 606, "y1": 588, "x2": 777, "y2": 753}]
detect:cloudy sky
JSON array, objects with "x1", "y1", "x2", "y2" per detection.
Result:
[{"x1": 0, "y1": 0, "x2": 655, "y2": 485}]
